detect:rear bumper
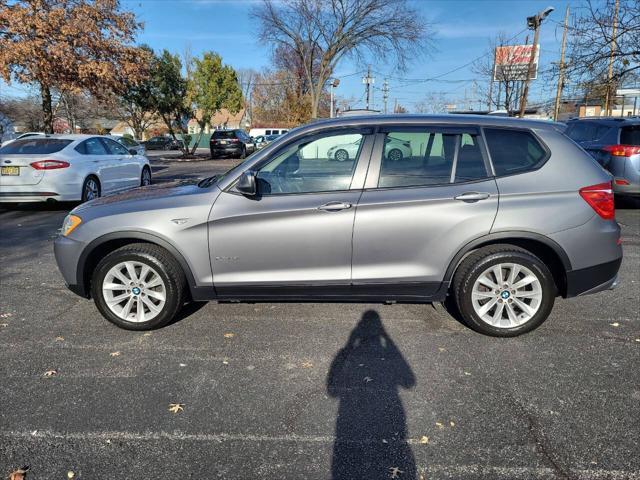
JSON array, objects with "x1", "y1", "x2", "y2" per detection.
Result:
[
  {"x1": 210, "y1": 145, "x2": 243, "y2": 156},
  {"x1": 0, "y1": 191, "x2": 62, "y2": 202},
  {"x1": 565, "y1": 258, "x2": 622, "y2": 297}
]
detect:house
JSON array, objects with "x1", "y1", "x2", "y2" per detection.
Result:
[{"x1": 187, "y1": 108, "x2": 248, "y2": 134}]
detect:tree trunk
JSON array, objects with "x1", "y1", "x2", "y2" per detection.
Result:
[{"x1": 41, "y1": 83, "x2": 54, "y2": 133}]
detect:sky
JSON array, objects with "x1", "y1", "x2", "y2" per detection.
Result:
[{"x1": 1, "y1": 0, "x2": 581, "y2": 112}]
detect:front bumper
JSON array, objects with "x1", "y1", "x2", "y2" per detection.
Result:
[
  {"x1": 565, "y1": 258, "x2": 622, "y2": 297},
  {"x1": 54, "y1": 234, "x2": 89, "y2": 297}
]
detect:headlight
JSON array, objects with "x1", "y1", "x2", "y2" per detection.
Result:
[{"x1": 61, "y1": 214, "x2": 82, "y2": 237}]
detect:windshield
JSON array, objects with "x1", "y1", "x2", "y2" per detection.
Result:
[
  {"x1": 213, "y1": 131, "x2": 236, "y2": 139},
  {"x1": 0, "y1": 138, "x2": 72, "y2": 154}
]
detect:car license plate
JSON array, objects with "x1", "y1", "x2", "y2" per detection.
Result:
[
  {"x1": 220, "y1": 140, "x2": 227, "y2": 145},
  {"x1": 1, "y1": 166, "x2": 19, "y2": 176}
]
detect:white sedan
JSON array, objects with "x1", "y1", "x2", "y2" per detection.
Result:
[
  {"x1": 0, "y1": 134, "x2": 151, "y2": 203},
  {"x1": 327, "y1": 136, "x2": 412, "y2": 161}
]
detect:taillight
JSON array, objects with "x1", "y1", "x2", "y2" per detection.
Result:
[
  {"x1": 579, "y1": 181, "x2": 615, "y2": 220},
  {"x1": 602, "y1": 144, "x2": 640, "y2": 157},
  {"x1": 30, "y1": 160, "x2": 70, "y2": 170},
  {"x1": 615, "y1": 179, "x2": 630, "y2": 186}
]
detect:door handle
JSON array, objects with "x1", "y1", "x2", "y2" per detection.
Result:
[
  {"x1": 454, "y1": 192, "x2": 491, "y2": 202},
  {"x1": 318, "y1": 201, "x2": 352, "y2": 211}
]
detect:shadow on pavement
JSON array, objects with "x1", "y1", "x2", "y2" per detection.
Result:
[{"x1": 327, "y1": 310, "x2": 417, "y2": 480}]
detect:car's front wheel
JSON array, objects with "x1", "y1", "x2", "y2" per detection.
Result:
[
  {"x1": 452, "y1": 245, "x2": 556, "y2": 337},
  {"x1": 91, "y1": 243, "x2": 186, "y2": 330},
  {"x1": 141, "y1": 166, "x2": 152, "y2": 186}
]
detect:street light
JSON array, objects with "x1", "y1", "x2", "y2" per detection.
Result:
[
  {"x1": 519, "y1": 6, "x2": 554, "y2": 117},
  {"x1": 330, "y1": 78, "x2": 340, "y2": 118}
]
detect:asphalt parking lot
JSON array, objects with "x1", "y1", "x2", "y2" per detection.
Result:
[{"x1": 0, "y1": 158, "x2": 639, "y2": 480}]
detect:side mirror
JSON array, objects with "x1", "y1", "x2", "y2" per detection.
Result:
[
  {"x1": 235, "y1": 171, "x2": 257, "y2": 196},
  {"x1": 128, "y1": 148, "x2": 137, "y2": 155}
]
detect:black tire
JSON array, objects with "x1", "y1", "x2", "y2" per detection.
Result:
[
  {"x1": 452, "y1": 244, "x2": 556, "y2": 337},
  {"x1": 387, "y1": 148, "x2": 403, "y2": 161},
  {"x1": 81, "y1": 176, "x2": 101, "y2": 203},
  {"x1": 91, "y1": 243, "x2": 186, "y2": 331},
  {"x1": 334, "y1": 149, "x2": 349, "y2": 162},
  {"x1": 140, "y1": 166, "x2": 152, "y2": 186}
]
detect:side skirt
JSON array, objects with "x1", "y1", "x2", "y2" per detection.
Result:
[{"x1": 191, "y1": 282, "x2": 449, "y2": 304}]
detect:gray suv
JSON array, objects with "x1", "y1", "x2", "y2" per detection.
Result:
[{"x1": 54, "y1": 115, "x2": 622, "y2": 337}]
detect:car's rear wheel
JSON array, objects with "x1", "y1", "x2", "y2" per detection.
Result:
[
  {"x1": 91, "y1": 243, "x2": 186, "y2": 330},
  {"x1": 388, "y1": 148, "x2": 403, "y2": 161},
  {"x1": 81, "y1": 176, "x2": 100, "y2": 202},
  {"x1": 334, "y1": 149, "x2": 349, "y2": 162},
  {"x1": 452, "y1": 245, "x2": 556, "y2": 337},
  {"x1": 141, "y1": 166, "x2": 152, "y2": 186}
]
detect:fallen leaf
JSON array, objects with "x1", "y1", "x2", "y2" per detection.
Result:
[
  {"x1": 143, "y1": 332, "x2": 152, "y2": 337},
  {"x1": 223, "y1": 332, "x2": 235, "y2": 338},
  {"x1": 438, "y1": 347, "x2": 446, "y2": 352},
  {"x1": 382, "y1": 438, "x2": 388, "y2": 443},
  {"x1": 363, "y1": 376, "x2": 373, "y2": 383},
  {"x1": 8, "y1": 466, "x2": 29, "y2": 480},
  {"x1": 435, "y1": 422, "x2": 444, "y2": 429},
  {"x1": 464, "y1": 371, "x2": 471, "y2": 376},
  {"x1": 388, "y1": 466, "x2": 404, "y2": 478},
  {"x1": 168, "y1": 403, "x2": 184, "y2": 414},
  {"x1": 0, "y1": 323, "x2": 8, "y2": 328},
  {"x1": 67, "y1": 471, "x2": 75, "y2": 479},
  {"x1": 610, "y1": 322, "x2": 620, "y2": 327},
  {"x1": 110, "y1": 351, "x2": 121, "y2": 357},
  {"x1": 179, "y1": 363, "x2": 187, "y2": 367},
  {"x1": 301, "y1": 361, "x2": 313, "y2": 368},
  {"x1": 0, "y1": 312, "x2": 12, "y2": 318},
  {"x1": 222, "y1": 360, "x2": 229, "y2": 365},
  {"x1": 43, "y1": 369, "x2": 57, "y2": 377},
  {"x1": 635, "y1": 338, "x2": 640, "y2": 342},
  {"x1": 419, "y1": 435, "x2": 429, "y2": 444},
  {"x1": 450, "y1": 421, "x2": 456, "y2": 427},
  {"x1": 55, "y1": 336, "x2": 64, "y2": 341}
]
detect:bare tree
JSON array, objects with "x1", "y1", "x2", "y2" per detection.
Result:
[
  {"x1": 565, "y1": 0, "x2": 640, "y2": 108},
  {"x1": 473, "y1": 33, "x2": 526, "y2": 112},
  {"x1": 254, "y1": 0, "x2": 431, "y2": 118},
  {"x1": 413, "y1": 92, "x2": 448, "y2": 114}
]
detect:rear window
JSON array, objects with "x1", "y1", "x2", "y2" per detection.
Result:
[
  {"x1": 620, "y1": 126, "x2": 640, "y2": 145},
  {"x1": 213, "y1": 131, "x2": 236, "y2": 139},
  {"x1": 565, "y1": 122, "x2": 610, "y2": 142},
  {"x1": 484, "y1": 128, "x2": 547, "y2": 176},
  {"x1": 0, "y1": 138, "x2": 72, "y2": 154}
]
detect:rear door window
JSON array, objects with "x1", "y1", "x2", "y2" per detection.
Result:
[
  {"x1": 377, "y1": 129, "x2": 488, "y2": 188},
  {"x1": 101, "y1": 138, "x2": 129, "y2": 155},
  {"x1": 484, "y1": 128, "x2": 547, "y2": 176},
  {"x1": 621, "y1": 125, "x2": 640, "y2": 145},
  {"x1": 79, "y1": 137, "x2": 109, "y2": 155},
  {"x1": 0, "y1": 138, "x2": 72, "y2": 154}
]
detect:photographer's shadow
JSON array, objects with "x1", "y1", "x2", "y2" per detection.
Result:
[{"x1": 327, "y1": 310, "x2": 416, "y2": 479}]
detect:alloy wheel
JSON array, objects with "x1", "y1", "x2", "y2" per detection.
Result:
[
  {"x1": 84, "y1": 178, "x2": 99, "y2": 200},
  {"x1": 141, "y1": 168, "x2": 151, "y2": 186},
  {"x1": 102, "y1": 261, "x2": 167, "y2": 323},
  {"x1": 471, "y1": 262, "x2": 542, "y2": 328}
]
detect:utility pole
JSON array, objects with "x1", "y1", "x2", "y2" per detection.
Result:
[
  {"x1": 394, "y1": 98, "x2": 398, "y2": 114},
  {"x1": 553, "y1": 5, "x2": 570, "y2": 121},
  {"x1": 382, "y1": 79, "x2": 389, "y2": 114},
  {"x1": 362, "y1": 66, "x2": 374, "y2": 110},
  {"x1": 329, "y1": 78, "x2": 340, "y2": 118},
  {"x1": 604, "y1": 0, "x2": 619, "y2": 116},
  {"x1": 519, "y1": 6, "x2": 554, "y2": 118},
  {"x1": 488, "y1": 49, "x2": 496, "y2": 110}
]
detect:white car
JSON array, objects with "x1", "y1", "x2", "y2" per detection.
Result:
[
  {"x1": 327, "y1": 136, "x2": 412, "y2": 161},
  {"x1": 0, "y1": 134, "x2": 151, "y2": 203}
]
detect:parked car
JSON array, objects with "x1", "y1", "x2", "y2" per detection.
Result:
[
  {"x1": 327, "y1": 136, "x2": 411, "y2": 161},
  {"x1": 210, "y1": 129, "x2": 255, "y2": 159},
  {"x1": 1, "y1": 132, "x2": 45, "y2": 147},
  {"x1": 142, "y1": 136, "x2": 184, "y2": 151},
  {"x1": 54, "y1": 115, "x2": 621, "y2": 337},
  {"x1": 108, "y1": 135, "x2": 146, "y2": 156},
  {"x1": 0, "y1": 134, "x2": 151, "y2": 203},
  {"x1": 254, "y1": 134, "x2": 281, "y2": 150},
  {"x1": 249, "y1": 127, "x2": 289, "y2": 137},
  {"x1": 565, "y1": 117, "x2": 640, "y2": 197}
]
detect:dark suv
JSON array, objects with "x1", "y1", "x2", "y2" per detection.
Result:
[
  {"x1": 210, "y1": 129, "x2": 255, "y2": 159},
  {"x1": 565, "y1": 117, "x2": 640, "y2": 197},
  {"x1": 142, "y1": 136, "x2": 184, "y2": 151}
]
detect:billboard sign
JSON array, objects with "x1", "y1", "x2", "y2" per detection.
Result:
[{"x1": 493, "y1": 44, "x2": 539, "y2": 81}]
